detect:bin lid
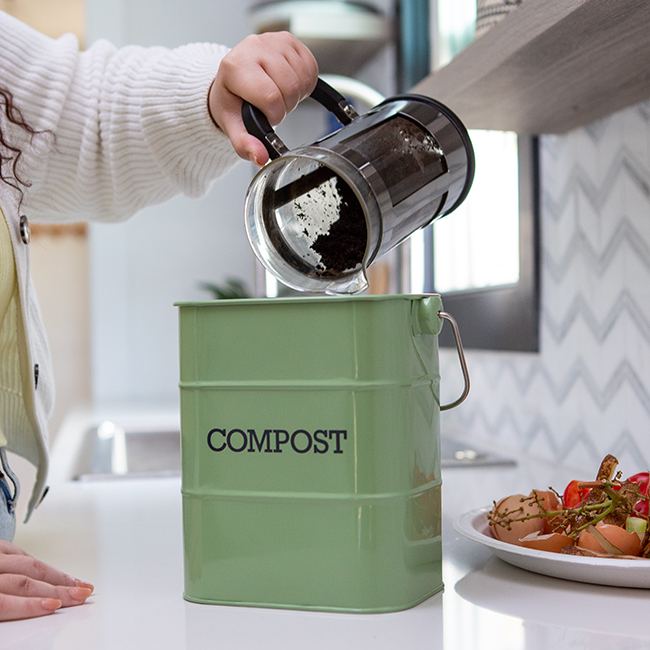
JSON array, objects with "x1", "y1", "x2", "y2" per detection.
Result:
[{"x1": 175, "y1": 292, "x2": 440, "y2": 308}]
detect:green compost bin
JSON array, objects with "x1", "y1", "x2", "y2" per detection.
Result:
[{"x1": 177, "y1": 293, "x2": 463, "y2": 613}]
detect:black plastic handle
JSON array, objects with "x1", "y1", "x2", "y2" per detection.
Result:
[
  {"x1": 310, "y1": 78, "x2": 358, "y2": 124},
  {"x1": 241, "y1": 78, "x2": 358, "y2": 160}
]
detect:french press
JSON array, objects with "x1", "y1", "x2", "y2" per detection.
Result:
[{"x1": 243, "y1": 78, "x2": 475, "y2": 294}]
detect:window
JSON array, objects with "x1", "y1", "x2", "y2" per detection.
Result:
[
  {"x1": 433, "y1": 130, "x2": 520, "y2": 293},
  {"x1": 411, "y1": 136, "x2": 540, "y2": 351},
  {"x1": 409, "y1": 0, "x2": 540, "y2": 351}
]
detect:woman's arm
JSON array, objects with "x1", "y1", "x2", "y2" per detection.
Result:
[{"x1": 0, "y1": 12, "x2": 316, "y2": 222}]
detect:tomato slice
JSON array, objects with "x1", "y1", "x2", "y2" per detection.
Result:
[
  {"x1": 562, "y1": 479, "x2": 591, "y2": 508},
  {"x1": 627, "y1": 472, "x2": 649, "y2": 516},
  {"x1": 627, "y1": 471, "x2": 650, "y2": 495},
  {"x1": 634, "y1": 499, "x2": 649, "y2": 517}
]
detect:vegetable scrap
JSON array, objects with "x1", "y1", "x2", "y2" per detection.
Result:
[{"x1": 488, "y1": 455, "x2": 650, "y2": 559}]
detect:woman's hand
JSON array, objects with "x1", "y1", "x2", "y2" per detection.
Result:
[
  {"x1": 209, "y1": 31, "x2": 319, "y2": 166},
  {"x1": 0, "y1": 540, "x2": 93, "y2": 621}
]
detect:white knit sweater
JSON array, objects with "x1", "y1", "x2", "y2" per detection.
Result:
[{"x1": 0, "y1": 10, "x2": 241, "y2": 520}]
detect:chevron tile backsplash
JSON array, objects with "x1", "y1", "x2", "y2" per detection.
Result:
[{"x1": 440, "y1": 100, "x2": 650, "y2": 471}]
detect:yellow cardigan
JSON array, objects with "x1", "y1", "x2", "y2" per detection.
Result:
[
  {"x1": 0, "y1": 209, "x2": 13, "y2": 331},
  {"x1": 0, "y1": 209, "x2": 22, "y2": 450}
]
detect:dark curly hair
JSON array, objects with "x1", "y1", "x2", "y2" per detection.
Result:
[{"x1": 0, "y1": 84, "x2": 42, "y2": 205}]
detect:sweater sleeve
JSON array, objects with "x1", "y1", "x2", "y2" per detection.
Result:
[{"x1": 0, "y1": 11, "x2": 241, "y2": 222}]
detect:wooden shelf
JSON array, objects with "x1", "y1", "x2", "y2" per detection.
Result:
[{"x1": 413, "y1": 0, "x2": 650, "y2": 134}]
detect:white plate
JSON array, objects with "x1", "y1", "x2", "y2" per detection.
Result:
[{"x1": 454, "y1": 507, "x2": 650, "y2": 589}]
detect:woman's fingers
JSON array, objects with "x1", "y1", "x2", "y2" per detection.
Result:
[
  {"x1": 0, "y1": 592, "x2": 62, "y2": 622},
  {"x1": 0, "y1": 546, "x2": 94, "y2": 619},
  {"x1": 212, "y1": 86, "x2": 270, "y2": 165},
  {"x1": 0, "y1": 574, "x2": 92, "y2": 607},
  {"x1": 209, "y1": 31, "x2": 319, "y2": 165},
  {"x1": 288, "y1": 37, "x2": 319, "y2": 84},
  {"x1": 0, "y1": 540, "x2": 29, "y2": 556},
  {"x1": 219, "y1": 61, "x2": 287, "y2": 126},
  {"x1": 259, "y1": 54, "x2": 303, "y2": 114},
  {"x1": 0, "y1": 554, "x2": 77, "y2": 588}
]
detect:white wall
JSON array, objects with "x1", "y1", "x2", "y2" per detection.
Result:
[
  {"x1": 441, "y1": 100, "x2": 650, "y2": 471},
  {"x1": 86, "y1": 0, "x2": 259, "y2": 406},
  {"x1": 86, "y1": 0, "x2": 396, "y2": 407}
]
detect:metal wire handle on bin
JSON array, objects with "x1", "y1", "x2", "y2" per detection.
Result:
[
  {"x1": 241, "y1": 78, "x2": 359, "y2": 160},
  {"x1": 439, "y1": 311, "x2": 470, "y2": 411}
]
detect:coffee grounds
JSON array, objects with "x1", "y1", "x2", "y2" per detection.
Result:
[{"x1": 310, "y1": 176, "x2": 367, "y2": 275}]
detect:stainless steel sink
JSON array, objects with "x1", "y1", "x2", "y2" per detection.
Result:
[
  {"x1": 441, "y1": 437, "x2": 516, "y2": 468},
  {"x1": 72, "y1": 421, "x2": 180, "y2": 481}
]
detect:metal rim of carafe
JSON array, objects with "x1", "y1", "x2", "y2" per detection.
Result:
[
  {"x1": 375, "y1": 93, "x2": 476, "y2": 216},
  {"x1": 245, "y1": 147, "x2": 383, "y2": 293}
]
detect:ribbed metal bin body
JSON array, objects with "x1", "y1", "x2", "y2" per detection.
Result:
[{"x1": 177, "y1": 294, "x2": 444, "y2": 613}]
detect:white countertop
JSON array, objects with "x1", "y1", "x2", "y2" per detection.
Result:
[{"x1": 6, "y1": 455, "x2": 650, "y2": 650}]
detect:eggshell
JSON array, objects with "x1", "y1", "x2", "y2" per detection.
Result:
[
  {"x1": 530, "y1": 490, "x2": 561, "y2": 533},
  {"x1": 578, "y1": 523, "x2": 642, "y2": 556},
  {"x1": 530, "y1": 489, "x2": 560, "y2": 512},
  {"x1": 518, "y1": 531, "x2": 574, "y2": 553},
  {"x1": 490, "y1": 494, "x2": 545, "y2": 545}
]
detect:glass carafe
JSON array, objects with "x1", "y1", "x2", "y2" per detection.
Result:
[{"x1": 243, "y1": 79, "x2": 475, "y2": 294}]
